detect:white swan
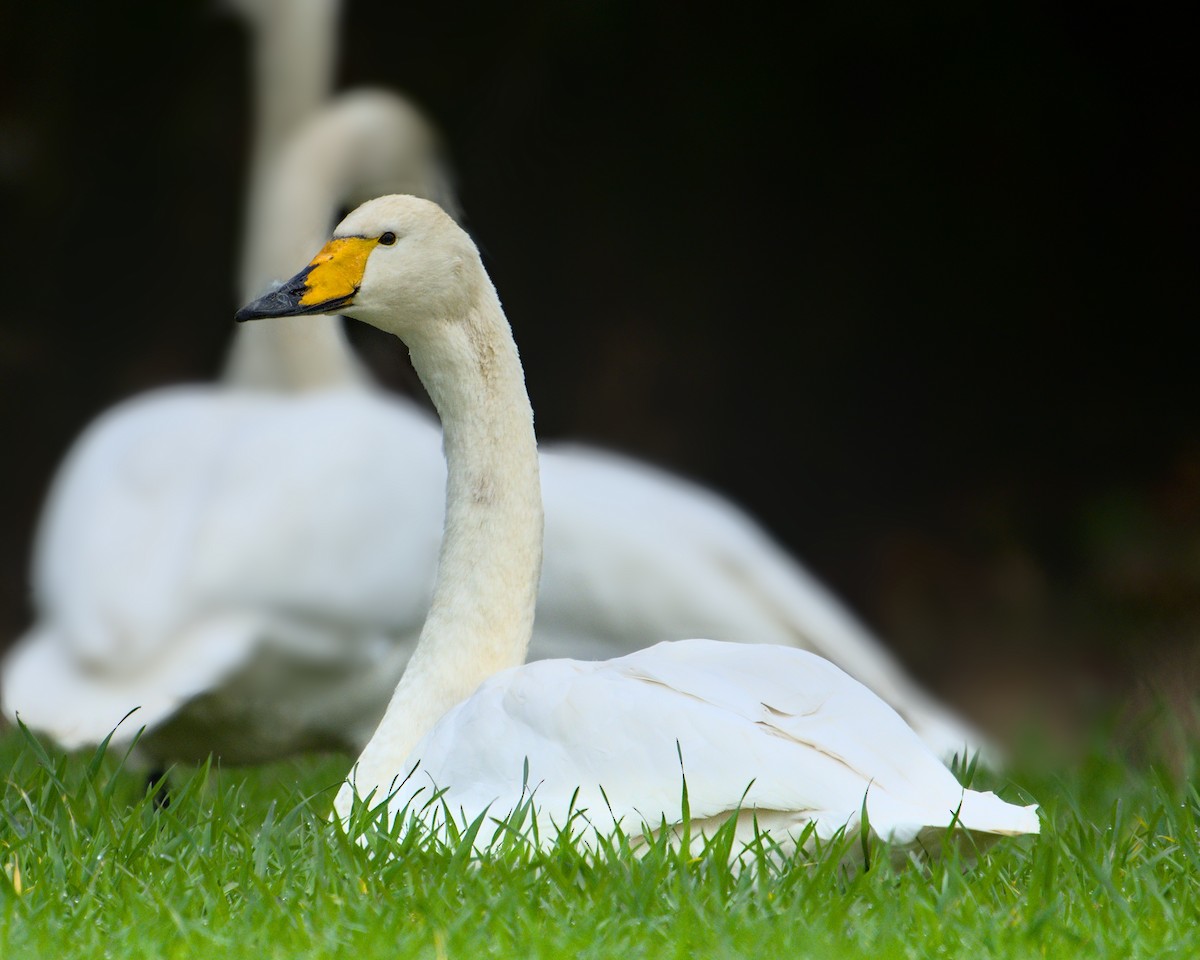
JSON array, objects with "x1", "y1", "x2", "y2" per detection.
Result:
[
  {"x1": 0, "y1": 0, "x2": 454, "y2": 759},
  {"x1": 237, "y1": 195, "x2": 1038, "y2": 855}
]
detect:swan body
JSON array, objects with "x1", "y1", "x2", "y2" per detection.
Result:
[
  {"x1": 384, "y1": 640, "x2": 1034, "y2": 851},
  {"x1": 237, "y1": 195, "x2": 1037, "y2": 855}
]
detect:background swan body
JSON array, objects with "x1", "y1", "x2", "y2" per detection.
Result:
[
  {"x1": 6, "y1": 387, "x2": 978, "y2": 762},
  {"x1": 237, "y1": 194, "x2": 1037, "y2": 855}
]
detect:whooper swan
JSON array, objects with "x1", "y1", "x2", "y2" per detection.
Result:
[
  {"x1": 236, "y1": 195, "x2": 1038, "y2": 855},
  {"x1": 0, "y1": 0, "x2": 453, "y2": 762}
]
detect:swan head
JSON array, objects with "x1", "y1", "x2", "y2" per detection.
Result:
[{"x1": 235, "y1": 194, "x2": 481, "y2": 337}]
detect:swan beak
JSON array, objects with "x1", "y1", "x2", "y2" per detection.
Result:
[{"x1": 234, "y1": 236, "x2": 381, "y2": 322}]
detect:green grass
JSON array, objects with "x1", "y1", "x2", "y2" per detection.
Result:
[{"x1": 1, "y1": 721, "x2": 1197, "y2": 959}]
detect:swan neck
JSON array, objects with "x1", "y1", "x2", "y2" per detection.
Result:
[
  {"x1": 224, "y1": 0, "x2": 360, "y2": 391},
  {"x1": 244, "y1": 0, "x2": 340, "y2": 181},
  {"x1": 352, "y1": 283, "x2": 543, "y2": 783}
]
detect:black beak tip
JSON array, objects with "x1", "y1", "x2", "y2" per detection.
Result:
[{"x1": 234, "y1": 284, "x2": 302, "y2": 323}]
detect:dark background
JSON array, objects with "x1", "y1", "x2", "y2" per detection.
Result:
[{"x1": 0, "y1": 1, "x2": 1194, "y2": 753}]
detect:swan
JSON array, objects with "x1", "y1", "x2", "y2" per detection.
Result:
[
  {"x1": 236, "y1": 195, "x2": 1039, "y2": 855},
  {"x1": 0, "y1": 0, "x2": 455, "y2": 760}
]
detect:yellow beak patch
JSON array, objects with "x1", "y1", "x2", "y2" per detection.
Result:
[{"x1": 298, "y1": 236, "x2": 381, "y2": 310}]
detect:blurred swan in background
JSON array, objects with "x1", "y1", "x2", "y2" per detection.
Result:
[
  {"x1": 1, "y1": 0, "x2": 453, "y2": 759},
  {"x1": 1, "y1": 1, "x2": 986, "y2": 767},
  {"x1": 238, "y1": 195, "x2": 1035, "y2": 853}
]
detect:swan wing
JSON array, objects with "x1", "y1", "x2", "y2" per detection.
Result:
[{"x1": 395, "y1": 640, "x2": 1036, "y2": 846}]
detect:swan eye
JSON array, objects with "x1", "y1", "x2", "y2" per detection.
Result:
[{"x1": 379, "y1": 231, "x2": 398, "y2": 246}]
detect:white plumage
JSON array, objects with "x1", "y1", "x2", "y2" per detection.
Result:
[
  {"x1": 399, "y1": 640, "x2": 1035, "y2": 852},
  {"x1": 235, "y1": 194, "x2": 1037, "y2": 857}
]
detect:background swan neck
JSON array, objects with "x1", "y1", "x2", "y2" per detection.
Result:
[
  {"x1": 352, "y1": 284, "x2": 543, "y2": 782},
  {"x1": 224, "y1": 0, "x2": 361, "y2": 391},
  {"x1": 239, "y1": 0, "x2": 341, "y2": 181}
]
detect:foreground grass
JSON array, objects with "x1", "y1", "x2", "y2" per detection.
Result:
[{"x1": 1, "y1": 725, "x2": 1197, "y2": 959}]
